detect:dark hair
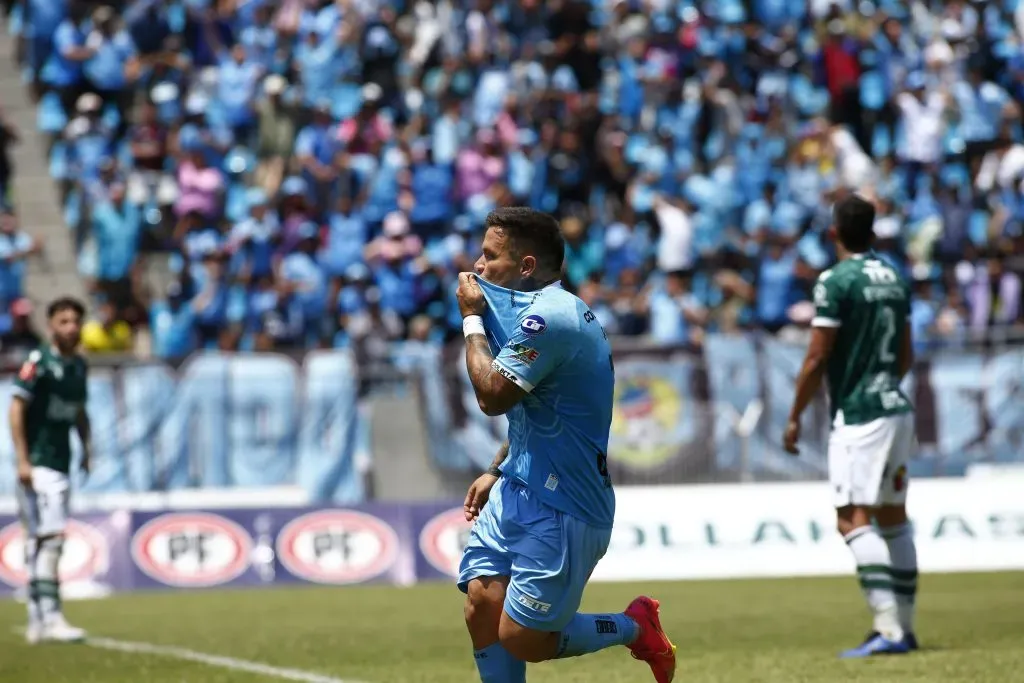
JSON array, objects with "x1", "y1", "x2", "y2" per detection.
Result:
[
  {"x1": 484, "y1": 207, "x2": 565, "y2": 273},
  {"x1": 47, "y1": 296, "x2": 86, "y2": 320},
  {"x1": 833, "y1": 194, "x2": 876, "y2": 253}
]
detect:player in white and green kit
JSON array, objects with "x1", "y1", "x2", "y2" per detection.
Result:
[
  {"x1": 11, "y1": 297, "x2": 91, "y2": 644},
  {"x1": 785, "y1": 195, "x2": 918, "y2": 658}
]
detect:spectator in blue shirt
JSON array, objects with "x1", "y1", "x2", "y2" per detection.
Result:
[
  {"x1": 0, "y1": 208, "x2": 41, "y2": 306},
  {"x1": 294, "y1": 102, "x2": 340, "y2": 213},
  {"x1": 42, "y1": 7, "x2": 94, "y2": 114},
  {"x1": 149, "y1": 281, "x2": 198, "y2": 360},
  {"x1": 90, "y1": 181, "x2": 141, "y2": 290},
  {"x1": 408, "y1": 141, "x2": 454, "y2": 240},
  {"x1": 25, "y1": 0, "x2": 69, "y2": 88},
  {"x1": 322, "y1": 194, "x2": 367, "y2": 280},
  {"x1": 755, "y1": 240, "x2": 799, "y2": 333},
  {"x1": 83, "y1": 6, "x2": 139, "y2": 136},
  {"x1": 64, "y1": 94, "x2": 115, "y2": 185},
  {"x1": 647, "y1": 270, "x2": 708, "y2": 347},
  {"x1": 228, "y1": 189, "x2": 279, "y2": 282},
  {"x1": 278, "y1": 222, "x2": 327, "y2": 339},
  {"x1": 214, "y1": 42, "x2": 265, "y2": 145}
]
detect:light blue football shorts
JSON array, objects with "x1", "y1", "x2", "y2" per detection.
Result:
[{"x1": 457, "y1": 477, "x2": 612, "y2": 631}]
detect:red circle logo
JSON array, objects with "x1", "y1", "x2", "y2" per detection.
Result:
[
  {"x1": 0, "y1": 519, "x2": 109, "y2": 587},
  {"x1": 131, "y1": 513, "x2": 252, "y2": 587},
  {"x1": 276, "y1": 510, "x2": 398, "y2": 584},
  {"x1": 418, "y1": 507, "x2": 474, "y2": 578}
]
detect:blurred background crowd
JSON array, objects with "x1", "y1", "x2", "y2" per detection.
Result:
[{"x1": 2, "y1": 0, "x2": 1024, "y2": 362}]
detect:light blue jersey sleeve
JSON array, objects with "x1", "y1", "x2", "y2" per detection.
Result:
[{"x1": 491, "y1": 303, "x2": 575, "y2": 393}]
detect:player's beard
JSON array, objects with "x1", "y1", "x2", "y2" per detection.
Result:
[{"x1": 54, "y1": 333, "x2": 80, "y2": 354}]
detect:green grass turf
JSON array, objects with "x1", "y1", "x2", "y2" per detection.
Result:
[{"x1": 1, "y1": 573, "x2": 1022, "y2": 683}]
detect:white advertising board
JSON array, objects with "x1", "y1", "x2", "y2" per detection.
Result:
[{"x1": 593, "y1": 477, "x2": 1024, "y2": 581}]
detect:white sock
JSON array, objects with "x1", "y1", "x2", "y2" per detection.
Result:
[
  {"x1": 844, "y1": 526, "x2": 903, "y2": 641},
  {"x1": 881, "y1": 522, "x2": 918, "y2": 633}
]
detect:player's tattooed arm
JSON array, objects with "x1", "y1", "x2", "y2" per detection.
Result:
[
  {"x1": 464, "y1": 334, "x2": 527, "y2": 416},
  {"x1": 785, "y1": 326, "x2": 838, "y2": 454},
  {"x1": 486, "y1": 440, "x2": 510, "y2": 477}
]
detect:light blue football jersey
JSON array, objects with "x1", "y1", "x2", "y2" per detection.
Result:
[{"x1": 476, "y1": 276, "x2": 616, "y2": 528}]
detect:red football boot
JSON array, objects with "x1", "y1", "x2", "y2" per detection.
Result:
[{"x1": 625, "y1": 596, "x2": 677, "y2": 683}]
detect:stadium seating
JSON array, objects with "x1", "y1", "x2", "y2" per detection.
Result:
[{"x1": 1, "y1": 0, "x2": 1022, "y2": 495}]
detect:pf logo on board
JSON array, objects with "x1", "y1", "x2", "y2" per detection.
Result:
[
  {"x1": 132, "y1": 513, "x2": 253, "y2": 587},
  {"x1": 276, "y1": 510, "x2": 399, "y2": 584},
  {"x1": 419, "y1": 507, "x2": 474, "y2": 578},
  {"x1": 0, "y1": 519, "x2": 109, "y2": 587}
]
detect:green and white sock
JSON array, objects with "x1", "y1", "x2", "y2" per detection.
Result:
[
  {"x1": 844, "y1": 526, "x2": 903, "y2": 641},
  {"x1": 24, "y1": 536, "x2": 42, "y2": 627},
  {"x1": 33, "y1": 535, "x2": 63, "y2": 623},
  {"x1": 881, "y1": 522, "x2": 918, "y2": 633}
]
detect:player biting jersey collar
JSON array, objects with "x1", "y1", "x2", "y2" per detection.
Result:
[
  {"x1": 454, "y1": 207, "x2": 677, "y2": 683},
  {"x1": 786, "y1": 194, "x2": 919, "y2": 659}
]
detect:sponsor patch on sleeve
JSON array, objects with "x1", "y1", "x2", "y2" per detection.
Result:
[
  {"x1": 520, "y1": 314, "x2": 547, "y2": 336},
  {"x1": 493, "y1": 361, "x2": 521, "y2": 385},
  {"x1": 506, "y1": 342, "x2": 540, "y2": 365},
  {"x1": 18, "y1": 361, "x2": 37, "y2": 382}
]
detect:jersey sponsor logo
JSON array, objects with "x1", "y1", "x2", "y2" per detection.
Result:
[
  {"x1": 506, "y1": 342, "x2": 540, "y2": 365},
  {"x1": 493, "y1": 363, "x2": 521, "y2": 386},
  {"x1": 515, "y1": 592, "x2": 551, "y2": 614},
  {"x1": 46, "y1": 396, "x2": 82, "y2": 422},
  {"x1": 418, "y1": 507, "x2": 474, "y2": 578},
  {"x1": 131, "y1": 513, "x2": 253, "y2": 587},
  {"x1": 0, "y1": 519, "x2": 109, "y2": 587},
  {"x1": 276, "y1": 510, "x2": 399, "y2": 584},
  {"x1": 520, "y1": 315, "x2": 547, "y2": 336}
]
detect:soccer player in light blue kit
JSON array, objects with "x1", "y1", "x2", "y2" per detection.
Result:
[{"x1": 455, "y1": 208, "x2": 677, "y2": 683}]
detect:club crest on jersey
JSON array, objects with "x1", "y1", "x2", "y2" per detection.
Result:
[
  {"x1": 520, "y1": 315, "x2": 546, "y2": 336},
  {"x1": 506, "y1": 342, "x2": 540, "y2": 365}
]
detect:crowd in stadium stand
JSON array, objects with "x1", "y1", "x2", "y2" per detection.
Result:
[{"x1": 2, "y1": 0, "x2": 1024, "y2": 360}]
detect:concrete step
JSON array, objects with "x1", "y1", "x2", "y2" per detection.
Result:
[{"x1": 0, "y1": 28, "x2": 87, "y2": 327}]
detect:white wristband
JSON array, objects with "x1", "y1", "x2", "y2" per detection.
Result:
[{"x1": 463, "y1": 315, "x2": 486, "y2": 339}]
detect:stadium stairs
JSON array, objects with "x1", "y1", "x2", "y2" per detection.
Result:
[{"x1": 0, "y1": 30, "x2": 87, "y2": 329}]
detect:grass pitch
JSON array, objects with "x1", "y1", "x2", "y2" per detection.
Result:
[{"x1": 1, "y1": 573, "x2": 1022, "y2": 683}]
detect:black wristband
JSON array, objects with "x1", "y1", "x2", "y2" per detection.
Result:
[{"x1": 487, "y1": 465, "x2": 502, "y2": 478}]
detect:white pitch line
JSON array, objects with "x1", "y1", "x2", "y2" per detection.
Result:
[{"x1": 89, "y1": 635, "x2": 369, "y2": 683}]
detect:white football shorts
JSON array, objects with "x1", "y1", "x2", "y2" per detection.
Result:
[
  {"x1": 16, "y1": 467, "x2": 71, "y2": 538},
  {"x1": 828, "y1": 411, "x2": 915, "y2": 508}
]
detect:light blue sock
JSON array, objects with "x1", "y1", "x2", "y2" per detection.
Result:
[
  {"x1": 556, "y1": 613, "x2": 639, "y2": 658},
  {"x1": 473, "y1": 642, "x2": 526, "y2": 683}
]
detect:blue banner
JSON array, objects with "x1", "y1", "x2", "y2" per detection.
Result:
[
  {"x1": 0, "y1": 352, "x2": 365, "y2": 502},
  {"x1": 421, "y1": 337, "x2": 1024, "y2": 482}
]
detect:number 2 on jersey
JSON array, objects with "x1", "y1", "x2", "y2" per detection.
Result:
[{"x1": 877, "y1": 307, "x2": 896, "y2": 363}]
